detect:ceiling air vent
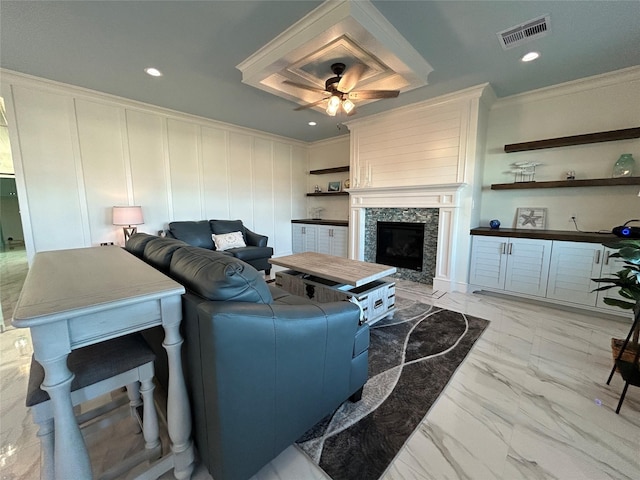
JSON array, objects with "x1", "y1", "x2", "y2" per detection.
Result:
[{"x1": 497, "y1": 15, "x2": 550, "y2": 50}]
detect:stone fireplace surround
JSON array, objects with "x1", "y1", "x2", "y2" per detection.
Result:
[
  {"x1": 364, "y1": 208, "x2": 438, "y2": 285},
  {"x1": 349, "y1": 184, "x2": 467, "y2": 292}
]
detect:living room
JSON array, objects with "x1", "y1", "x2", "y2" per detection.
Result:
[{"x1": 1, "y1": 1, "x2": 639, "y2": 479}]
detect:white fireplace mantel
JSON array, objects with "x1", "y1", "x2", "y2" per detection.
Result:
[{"x1": 349, "y1": 183, "x2": 469, "y2": 292}]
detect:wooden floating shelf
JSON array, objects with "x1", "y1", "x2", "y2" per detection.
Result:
[
  {"x1": 309, "y1": 166, "x2": 349, "y2": 175},
  {"x1": 504, "y1": 127, "x2": 640, "y2": 153},
  {"x1": 491, "y1": 177, "x2": 640, "y2": 190},
  {"x1": 306, "y1": 192, "x2": 349, "y2": 197}
]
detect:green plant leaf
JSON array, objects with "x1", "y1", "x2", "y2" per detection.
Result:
[{"x1": 603, "y1": 297, "x2": 636, "y2": 309}]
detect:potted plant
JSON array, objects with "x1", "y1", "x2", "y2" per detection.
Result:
[{"x1": 592, "y1": 239, "x2": 640, "y2": 374}]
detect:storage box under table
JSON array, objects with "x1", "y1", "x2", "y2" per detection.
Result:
[{"x1": 275, "y1": 269, "x2": 395, "y2": 325}]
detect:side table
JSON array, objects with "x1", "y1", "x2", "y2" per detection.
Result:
[{"x1": 12, "y1": 247, "x2": 195, "y2": 479}]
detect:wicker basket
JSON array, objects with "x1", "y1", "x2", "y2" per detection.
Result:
[{"x1": 611, "y1": 338, "x2": 640, "y2": 371}]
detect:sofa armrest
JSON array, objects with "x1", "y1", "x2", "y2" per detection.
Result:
[{"x1": 244, "y1": 227, "x2": 268, "y2": 247}]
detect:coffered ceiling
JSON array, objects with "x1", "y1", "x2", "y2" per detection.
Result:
[
  {"x1": 236, "y1": 1, "x2": 433, "y2": 112},
  {"x1": 1, "y1": 1, "x2": 639, "y2": 142}
]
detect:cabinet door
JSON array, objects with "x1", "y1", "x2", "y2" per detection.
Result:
[
  {"x1": 316, "y1": 225, "x2": 332, "y2": 255},
  {"x1": 302, "y1": 225, "x2": 317, "y2": 252},
  {"x1": 330, "y1": 226, "x2": 348, "y2": 258},
  {"x1": 595, "y1": 247, "x2": 628, "y2": 311},
  {"x1": 292, "y1": 224, "x2": 318, "y2": 253},
  {"x1": 292, "y1": 224, "x2": 304, "y2": 253},
  {"x1": 547, "y1": 241, "x2": 603, "y2": 305},
  {"x1": 469, "y1": 236, "x2": 508, "y2": 289},
  {"x1": 503, "y1": 238, "x2": 552, "y2": 297}
]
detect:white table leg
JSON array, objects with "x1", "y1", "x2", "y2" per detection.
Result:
[
  {"x1": 161, "y1": 299, "x2": 195, "y2": 480},
  {"x1": 40, "y1": 354, "x2": 92, "y2": 480}
]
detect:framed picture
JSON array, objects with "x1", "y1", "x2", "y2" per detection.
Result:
[
  {"x1": 515, "y1": 207, "x2": 547, "y2": 229},
  {"x1": 328, "y1": 181, "x2": 341, "y2": 192}
]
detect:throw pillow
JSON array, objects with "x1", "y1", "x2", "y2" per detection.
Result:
[{"x1": 212, "y1": 231, "x2": 246, "y2": 251}]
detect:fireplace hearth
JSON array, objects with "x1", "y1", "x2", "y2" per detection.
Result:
[{"x1": 376, "y1": 222, "x2": 425, "y2": 271}]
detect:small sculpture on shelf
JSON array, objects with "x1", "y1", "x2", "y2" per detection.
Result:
[
  {"x1": 314, "y1": 185, "x2": 322, "y2": 193},
  {"x1": 309, "y1": 207, "x2": 324, "y2": 220},
  {"x1": 506, "y1": 161, "x2": 542, "y2": 182}
]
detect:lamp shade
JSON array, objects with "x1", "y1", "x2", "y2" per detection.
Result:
[{"x1": 112, "y1": 206, "x2": 144, "y2": 226}]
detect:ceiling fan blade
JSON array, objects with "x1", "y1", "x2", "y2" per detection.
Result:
[
  {"x1": 294, "y1": 98, "x2": 328, "y2": 111},
  {"x1": 283, "y1": 80, "x2": 327, "y2": 94},
  {"x1": 337, "y1": 63, "x2": 366, "y2": 93},
  {"x1": 348, "y1": 90, "x2": 400, "y2": 100}
]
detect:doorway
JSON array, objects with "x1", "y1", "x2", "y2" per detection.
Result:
[{"x1": 1, "y1": 97, "x2": 28, "y2": 331}]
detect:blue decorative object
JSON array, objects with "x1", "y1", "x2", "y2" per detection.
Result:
[{"x1": 489, "y1": 219, "x2": 500, "y2": 229}]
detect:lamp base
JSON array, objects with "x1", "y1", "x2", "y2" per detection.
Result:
[{"x1": 123, "y1": 226, "x2": 138, "y2": 243}]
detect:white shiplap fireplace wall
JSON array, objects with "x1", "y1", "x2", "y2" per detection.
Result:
[{"x1": 346, "y1": 84, "x2": 495, "y2": 292}]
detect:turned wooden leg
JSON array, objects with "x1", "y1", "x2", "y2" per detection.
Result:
[
  {"x1": 161, "y1": 298, "x2": 195, "y2": 479},
  {"x1": 126, "y1": 382, "x2": 142, "y2": 434},
  {"x1": 139, "y1": 372, "x2": 161, "y2": 454},
  {"x1": 39, "y1": 355, "x2": 92, "y2": 480}
]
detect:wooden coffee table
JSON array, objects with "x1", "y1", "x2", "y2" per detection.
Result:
[{"x1": 270, "y1": 252, "x2": 397, "y2": 324}]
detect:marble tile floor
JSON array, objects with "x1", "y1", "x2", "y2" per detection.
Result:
[
  {"x1": 1, "y1": 276, "x2": 638, "y2": 479},
  {"x1": 0, "y1": 247, "x2": 29, "y2": 331}
]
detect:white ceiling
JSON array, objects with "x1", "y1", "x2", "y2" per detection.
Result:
[{"x1": 1, "y1": 1, "x2": 639, "y2": 143}]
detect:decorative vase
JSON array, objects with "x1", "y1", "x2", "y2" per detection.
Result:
[
  {"x1": 489, "y1": 219, "x2": 500, "y2": 229},
  {"x1": 612, "y1": 153, "x2": 635, "y2": 178}
]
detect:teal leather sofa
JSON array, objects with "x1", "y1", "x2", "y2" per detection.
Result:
[
  {"x1": 125, "y1": 233, "x2": 369, "y2": 480},
  {"x1": 165, "y1": 219, "x2": 274, "y2": 274}
]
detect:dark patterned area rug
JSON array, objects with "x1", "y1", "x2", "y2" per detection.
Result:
[{"x1": 296, "y1": 297, "x2": 489, "y2": 480}]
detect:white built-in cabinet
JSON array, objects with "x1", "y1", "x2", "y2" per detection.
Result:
[
  {"x1": 292, "y1": 224, "x2": 317, "y2": 253},
  {"x1": 547, "y1": 241, "x2": 623, "y2": 312},
  {"x1": 470, "y1": 236, "x2": 626, "y2": 315},
  {"x1": 292, "y1": 223, "x2": 348, "y2": 258},
  {"x1": 469, "y1": 236, "x2": 552, "y2": 297},
  {"x1": 316, "y1": 225, "x2": 348, "y2": 257}
]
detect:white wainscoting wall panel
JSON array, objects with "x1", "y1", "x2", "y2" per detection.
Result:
[{"x1": 1, "y1": 70, "x2": 307, "y2": 262}]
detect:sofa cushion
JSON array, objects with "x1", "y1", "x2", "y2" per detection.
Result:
[
  {"x1": 210, "y1": 219, "x2": 245, "y2": 240},
  {"x1": 143, "y1": 237, "x2": 188, "y2": 273},
  {"x1": 169, "y1": 220, "x2": 214, "y2": 250},
  {"x1": 169, "y1": 246, "x2": 273, "y2": 304},
  {"x1": 212, "y1": 231, "x2": 246, "y2": 251},
  {"x1": 125, "y1": 232, "x2": 157, "y2": 258},
  {"x1": 226, "y1": 246, "x2": 274, "y2": 262}
]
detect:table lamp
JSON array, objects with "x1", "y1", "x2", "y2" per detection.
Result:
[{"x1": 112, "y1": 206, "x2": 144, "y2": 242}]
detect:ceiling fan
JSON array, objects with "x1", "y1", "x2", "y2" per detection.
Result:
[{"x1": 283, "y1": 62, "x2": 400, "y2": 116}]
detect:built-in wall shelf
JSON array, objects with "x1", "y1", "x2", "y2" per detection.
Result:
[
  {"x1": 504, "y1": 127, "x2": 640, "y2": 153},
  {"x1": 306, "y1": 192, "x2": 349, "y2": 197},
  {"x1": 309, "y1": 166, "x2": 349, "y2": 175},
  {"x1": 491, "y1": 177, "x2": 640, "y2": 190}
]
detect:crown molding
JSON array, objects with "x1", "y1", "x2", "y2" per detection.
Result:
[
  {"x1": 308, "y1": 134, "x2": 349, "y2": 149},
  {"x1": 493, "y1": 66, "x2": 640, "y2": 110},
  {"x1": 0, "y1": 69, "x2": 309, "y2": 147}
]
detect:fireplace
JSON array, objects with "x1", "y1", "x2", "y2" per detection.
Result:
[
  {"x1": 376, "y1": 221, "x2": 425, "y2": 271},
  {"x1": 361, "y1": 207, "x2": 438, "y2": 284}
]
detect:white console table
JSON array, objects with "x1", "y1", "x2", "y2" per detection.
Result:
[{"x1": 13, "y1": 247, "x2": 195, "y2": 480}]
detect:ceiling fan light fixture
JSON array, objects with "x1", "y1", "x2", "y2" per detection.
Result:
[
  {"x1": 326, "y1": 95, "x2": 341, "y2": 116},
  {"x1": 342, "y1": 98, "x2": 355, "y2": 114}
]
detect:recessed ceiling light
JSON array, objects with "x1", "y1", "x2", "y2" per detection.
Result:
[
  {"x1": 308, "y1": 121, "x2": 317, "y2": 126},
  {"x1": 521, "y1": 52, "x2": 540, "y2": 62},
  {"x1": 144, "y1": 67, "x2": 163, "y2": 77}
]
